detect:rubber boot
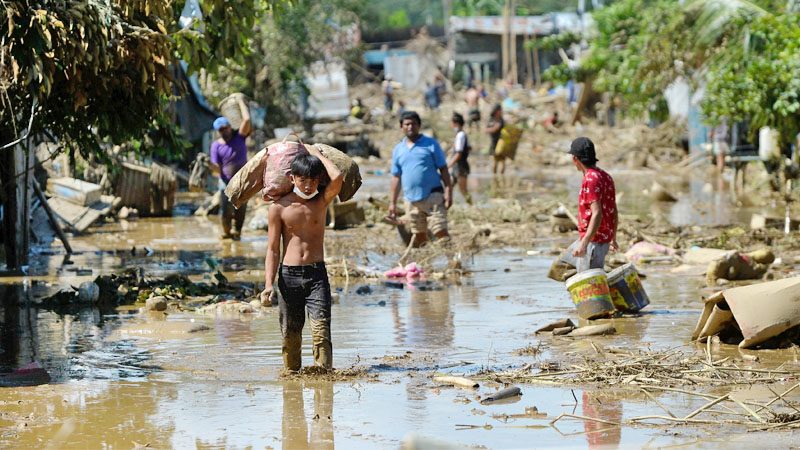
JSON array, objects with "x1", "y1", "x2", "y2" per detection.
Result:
[
  {"x1": 282, "y1": 332, "x2": 302, "y2": 372},
  {"x1": 310, "y1": 318, "x2": 332, "y2": 370}
]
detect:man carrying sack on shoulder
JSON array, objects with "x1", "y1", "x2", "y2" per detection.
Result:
[
  {"x1": 560, "y1": 137, "x2": 618, "y2": 273},
  {"x1": 210, "y1": 96, "x2": 251, "y2": 241}
]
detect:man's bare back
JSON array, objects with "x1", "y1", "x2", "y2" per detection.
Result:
[{"x1": 271, "y1": 193, "x2": 327, "y2": 265}]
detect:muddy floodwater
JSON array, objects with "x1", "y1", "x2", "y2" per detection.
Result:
[{"x1": 1, "y1": 166, "x2": 798, "y2": 448}]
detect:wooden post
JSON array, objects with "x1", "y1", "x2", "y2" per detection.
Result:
[
  {"x1": 510, "y1": 0, "x2": 518, "y2": 84},
  {"x1": 533, "y1": 44, "x2": 541, "y2": 87},
  {"x1": 524, "y1": 34, "x2": 534, "y2": 89},
  {"x1": 0, "y1": 143, "x2": 31, "y2": 270},
  {"x1": 501, "y1": 0, "x2": 510, "y2": 79}
]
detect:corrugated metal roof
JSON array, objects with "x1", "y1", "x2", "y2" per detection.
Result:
[{"x1": 449, "y1": 13, "x2": 591, "y2": 36}]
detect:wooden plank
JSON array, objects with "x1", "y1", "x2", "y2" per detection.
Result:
[
  {"x1": 46, "y1": 177, "x2": 102, "y2": 206},
  {"x1": 47, "y1": 197, "x2": 103, "y2": 233}
]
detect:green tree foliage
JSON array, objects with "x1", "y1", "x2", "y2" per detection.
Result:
[
  {"x1": 702, "y1": 13, "x2": 800, "y2": 144},
  {"x1": 0, "y1": 0, "x2": 278, "y2": 160},
  {"x1": 387, "y1": 9, "x2": 411, "y2": 28},
  {"x1": 201, "y1": 0, "x2": 365, "y2": 126},
  {"x1": 541, "y1": 0, "x2": 800, "y2": 135}
]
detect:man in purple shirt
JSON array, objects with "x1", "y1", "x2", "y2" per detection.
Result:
[{"x1": 210, "y1": 97, "x2": 251, "y2": 240}]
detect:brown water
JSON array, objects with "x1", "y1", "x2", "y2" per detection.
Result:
[{"x1": 1, "y1": 166, "x2": 796, "y2": 448}]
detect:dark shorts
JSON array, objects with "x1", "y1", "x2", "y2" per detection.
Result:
[
  {"x1": 277, "y1": 262, "x2": 332, "y2": 336},
  {"x1": 452, "y1": 160, "x2": 470, "y2": 179},
  {"x1": 468, "y1": 108, "x2": 481, "y2": 124}
]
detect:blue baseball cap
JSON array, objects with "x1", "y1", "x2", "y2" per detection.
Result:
[{"x1": 213, "y1": 117, "x2": 230, "y2": 131}]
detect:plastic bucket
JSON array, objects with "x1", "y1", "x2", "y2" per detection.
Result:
[
  {"x1": 565, "y1": 269, "x2": 615, "y2": 320},
  {"x1": 607, "y1": 263, "x2": 650, "y2": 312}
]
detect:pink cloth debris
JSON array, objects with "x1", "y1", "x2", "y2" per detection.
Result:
[{"x1": 384, "y1": 262, "x2": 425, "y2": 279}]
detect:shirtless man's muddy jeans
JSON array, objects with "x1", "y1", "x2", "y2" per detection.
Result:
[{"x1": 277, "y1": 262, "x2": 332, "y2": 371}]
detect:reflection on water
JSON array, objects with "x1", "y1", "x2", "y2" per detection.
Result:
[
  {"x1": 283, "y1": 381, "x2": 334, "y2": 450},
  {"x1": 582, "y1": 391, "x2": 623, "y2": 449},
  {"x1": 0, "y1": 283, "x2": 149, "y2": 385}
]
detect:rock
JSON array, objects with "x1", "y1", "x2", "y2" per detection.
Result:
[
  {"x1": 331, "y1": 292, "x2": 340, "y2": 304},
  {"x1": 77, "y1": 281, "x2": 99, "y2": 302},
  {"x1": 567, "y1": 323, "x2": 616, "y2": 337},
  {"x1": 187, "y1": 324, "x2": 211, "y2": 333},
  {"x1": 145, "y1": 296, "x2": 168, "y2": 311},
  {"x1": 355, "y1": 285, "x2": 372, "y2": 295}
]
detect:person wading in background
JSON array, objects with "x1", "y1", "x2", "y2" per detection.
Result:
[
  {"x1": 485, "y1": 104, "x2": 506, "y2": 174},
  {"x1": 448, "y1": 112, "x2": 472, "y2": 204},
  {"x1": 388, "y1": 111, "x2": 453, "y2": 247},
  {"x1": 560, "y1": 137, "x2": 618, "y2": 272},
  {"x1": 210, "y1": 97, "x2": 252, "y2": 241}
]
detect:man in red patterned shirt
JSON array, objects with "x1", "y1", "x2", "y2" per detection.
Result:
[{"x1": 561, "y1": 137, "x2": 618, "y2": 272}]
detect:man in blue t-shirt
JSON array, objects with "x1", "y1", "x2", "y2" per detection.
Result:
[
  {"x1": 388, "y1": 111, "x2": 453, "y2": 247},
  {"x1": 210, "y1": 97, "x2": 252, "y2": 240}
]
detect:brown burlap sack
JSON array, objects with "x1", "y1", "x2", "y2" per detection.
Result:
[
  {"x1": 224, "y1": 147, "x2": 267, "y2": 209},
  {"x1": 261, "y1": 134, "x2": 308, "y2": 201},
  {"x1": 306, "y1": 143, "x2": 362, "y2": 201},
  {"x1": 225, "y1": 139, "x2": 362, "y2": 206}
]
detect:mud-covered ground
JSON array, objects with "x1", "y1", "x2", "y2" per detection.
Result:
[{"x1": 2, "y1": 90, "x2": 800, "y2": 448}]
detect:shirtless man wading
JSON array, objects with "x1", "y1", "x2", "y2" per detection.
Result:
[{"x1": 262, "y1": 147, "x2": 343, "y2": 373}]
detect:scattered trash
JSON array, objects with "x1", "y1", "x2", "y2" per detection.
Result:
[
  {"x1": 145, "y1": 295, "x2": 168, "y2": 312},
  {"x1": 47, "y1": 177, "x2": 102, "y2": 206},
  {"x1": 355, "y1": 285, "x2": 372, "y2": 295},
  {"x1": 706, "y1": 250, "x2": 772, "y2": 286},
  {"x1": 480, "y1": 386, "x2": 522, "y2": 404},
  {"x1": 432, "y1": 375, "x2": 479, "y2": 389},
  {"x1": 750, "y1": 213, "x2": 799, "y2": 231},
  {"x1": 117, "y1": 206, "x2": 139, "y2": 220},
  {"x1": 384, "y1": 262, "x2": 424, "y2": 280},
  {"x1": 566, "y1": 323, "x2": 617, "y2": 337},
  {"x1": 693, "y1": 276, "x2": 800, "y2": 349},
  {"x1": 535, "y1": 318, "x2": 575, "y2": 334},
  {"x1": 77, "y1": 281, "x2": 100, "y2": 303},
  {"x1": 625, "y1": 241, "x2": 676, "y2": 264}
]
